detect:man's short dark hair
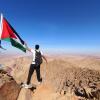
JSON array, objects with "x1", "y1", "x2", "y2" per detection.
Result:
[{"x1": 35, "y1": 45, "x2": 39, "y2": 50}]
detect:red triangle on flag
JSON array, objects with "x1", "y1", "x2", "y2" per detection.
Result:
[{"x1": 1, "y1": 18, "x2": 17, "y2": 39}]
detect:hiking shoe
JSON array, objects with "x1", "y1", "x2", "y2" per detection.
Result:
[
  {"x1": 22, "y1": 83, "x2": 32, "y2": 88},
  {"x1": 37, "y1": 82, "x2": 42, "y2": 86}
]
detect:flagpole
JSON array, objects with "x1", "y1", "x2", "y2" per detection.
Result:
[
  {"x1": 0, "y1": 13, "x2": 3, "y2": 39},
  {"x1": 0, "y1": 13, "x2": 2, "y2": 47},
  {"x1": 0, "y1": 14, "x2": 6, "y2": 50}
]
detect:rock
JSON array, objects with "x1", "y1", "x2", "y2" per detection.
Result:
[{"x1": 0, "y1": 80, "x2": 21, "y2": 100}]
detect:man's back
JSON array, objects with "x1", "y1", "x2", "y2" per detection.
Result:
[{"x1": 31, "y1": 49, "x2": 43, "y2": 65}]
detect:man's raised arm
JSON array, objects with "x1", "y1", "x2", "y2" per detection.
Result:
[{"x1": 24, "y1": 42, "x2": 31, "y2": 52}]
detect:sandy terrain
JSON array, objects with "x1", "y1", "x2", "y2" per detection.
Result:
[{"x1": 0, "y1": 54, "x2": 100, "y2": 100}]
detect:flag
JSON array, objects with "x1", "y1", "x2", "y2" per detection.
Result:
[{"x1": 0, "y1": 14, "x2": 26, "y2": 52}]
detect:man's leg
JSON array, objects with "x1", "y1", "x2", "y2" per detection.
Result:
[
  {"x1": 27, "y1": 64, "x2": 35, "y2": 84},
  {"x1": 36, "y1": 65, "x2": 42, "y2": 82}
]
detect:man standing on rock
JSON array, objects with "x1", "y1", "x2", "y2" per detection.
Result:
[{"x1": 23, "y1": 43, "x2": 47, "y2": 88}]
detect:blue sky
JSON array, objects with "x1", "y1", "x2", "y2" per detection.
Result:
[{"x1": 0, "y1": 0, "x2": 100, "y2": 54}]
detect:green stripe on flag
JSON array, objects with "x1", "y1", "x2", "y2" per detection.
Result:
[
  {"x1": 2, "y1": 38, "x2": 26, "y2": 52},
  {"x1": 10, "y1": 38, "x2": 26, "y2": 52},
  {"x1": 2, "y1": 38, "x2": 11, "y2": 42}
]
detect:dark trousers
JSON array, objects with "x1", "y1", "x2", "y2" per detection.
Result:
[{"x1": 27, "y1": 64, "x2": 42, "y2": 84}]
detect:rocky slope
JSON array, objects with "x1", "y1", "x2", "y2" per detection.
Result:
[
  {"x1": 0, "y1": 69, "x2": 21, "y2": 100},
  {"x1": 0, "y1": 55, "x2": 100, "y2": 100}
]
